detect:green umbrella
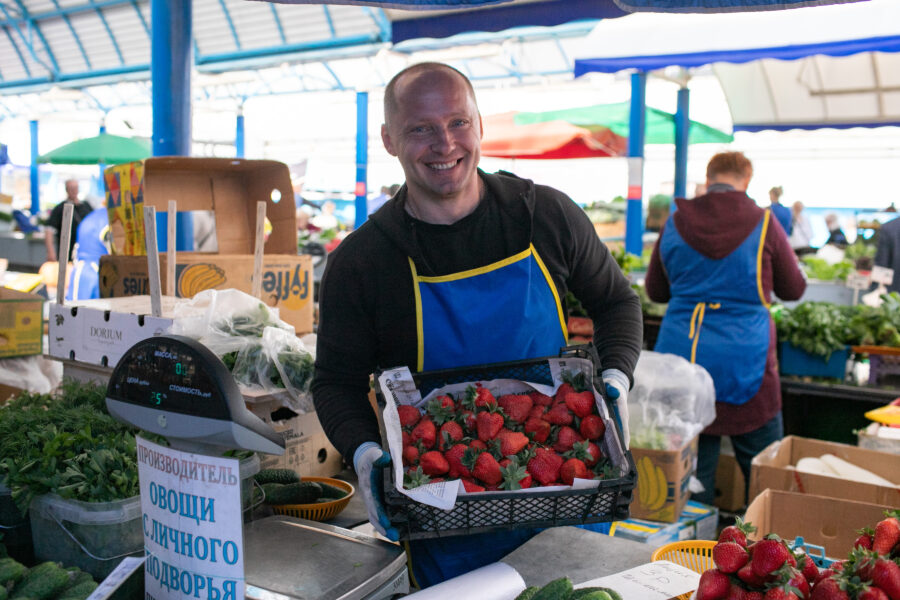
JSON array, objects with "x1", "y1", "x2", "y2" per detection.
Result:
[
  {"x1": 513, "y1": 102, "x2": 733, "y2": 144},
  {"x1": 37, "y1": 133, "x2": 152, "y2": 165}
]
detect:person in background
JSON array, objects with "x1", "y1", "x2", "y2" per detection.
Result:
[
  {"x1": 768, "y1": 186, "x2": 792, "y2": 236},
  {"x1": 824, "y1": 213, "x2": 848, "y2": 248},
  {"x1": 645, "y1": 151, "x2": 806, "y2": 508},
  {"x1": 311, "y1": 62, "x2": 642, "y2": 588},
  {"x1": 789, "y1": 201, "x2": 815, "y2": 256},
  {"x1": 874, "y1": 213, "x2": 900, "y2": 293},
  {"x1": 66, "y1": 207, "x2": 109, "y2": 300},
  {"x1": 44, "y1": 179, "x2": 92, "y2": 263}
]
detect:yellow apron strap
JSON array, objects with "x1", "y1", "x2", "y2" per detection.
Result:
[
  {"x1": 688, "y1": 302, "x2": 721, "y2": 364},
  {"x1": 531, "y1": 244, "x2": 569, "y2": 342},
  {"x1": 756, "y1": 209, "x2": 772, "y2": 308},
  {"x1": 402, "y1": 540, "x2": 421, "y2": 590},
  {"x1": 408, "y1": 257, "x2": 425, "y2": 371}
]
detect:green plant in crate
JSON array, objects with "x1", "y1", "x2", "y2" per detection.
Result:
[
  {"x1": 775, "y1": 301, "x2": 850, "y2": 360},
  {"x1": 800, "y1": 256, "x2": 854, "y2": 282}
]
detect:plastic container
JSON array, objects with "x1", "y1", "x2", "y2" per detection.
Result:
[
  {"x1": 270, "y1": 477, "x2": 355, "y2": 521},
  {"x1": 29, "y1": 453, "x2": 259, "y2": 580},
  {"x1": 0, "y1": 482, "x2": 34, "y2": 564},
  {"x1": 779, "y1": 342, "x2": 849, "y2": 379},
  {"x1": 376, "y1": 345, "x2": 636, "y2": 540}
]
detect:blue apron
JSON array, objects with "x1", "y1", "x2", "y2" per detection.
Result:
[
  {"x1": 407, "y1": 243, "x2": 610, "y2": 587},
  {"x1": 66, "y1": 208, "x2": 109, "y2": 301},
  {"x1": 653, "y1": 210, "x2": 771, "y2": 405}
]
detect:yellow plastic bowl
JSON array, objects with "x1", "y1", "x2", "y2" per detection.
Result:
[
  {"x1": 651, "y1": 540, "x2": 717, "y2": 600},
  {"x1": 271, "y1": 476, "x2": 355, "y2": 522}
]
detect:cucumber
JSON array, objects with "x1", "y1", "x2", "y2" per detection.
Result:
[
  {"x1": 317, "y1": 482, "x2": 348, "y2": 499},
  {"x1": 514, "y1": 586, "x2": 540, "y2": 600},
  {"x1": 531, "y1": 577, "x2": 573, "y2": 600},
  {"x1": 571, "y1": 592, "x2": 611, "y2": 600},
  {"x1": 57, "y1": 581, "x2": 99, "y2": 600},
  {"x1": 11, "y1": 561, "x2": 70, "y2": 600},
  {"x1": 0, "y1": 559, "x2": 26, "y2": 588},
  {"x1": 254, "y1": 469, "x2": 300, "y2": 485},
  {"x1": 265, "y1": 481, "x2": 322, "y2": 505}
]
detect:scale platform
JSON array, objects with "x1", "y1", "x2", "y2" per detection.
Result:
[{"x1": 106, "y1": 335, "x2": 409, "y2": 600}]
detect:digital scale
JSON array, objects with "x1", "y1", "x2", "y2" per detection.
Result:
[{"x1": 106, "y1": 335, "x2": 409, "y2": 600}]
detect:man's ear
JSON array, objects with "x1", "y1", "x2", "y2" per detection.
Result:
[
  {"x1": 381, "y1": 124, "x2": 397, "y2": 157},
  {"x1": 478, "y1": 113, "x2": 483, "y2": 139}
]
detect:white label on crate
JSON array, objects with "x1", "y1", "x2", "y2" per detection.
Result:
[
  {"x1": 575, "y1": 560, "x2": 700, "y2": 600},
  {"x1": 871, "y1": 266, "x2": 895, "y2": 285},
  {"x1": 846, "y1": 271, "x2": 871, "y2": 290},
  {"x1": 87, "y1": 556, "x2": 146, "y2": 600},
  {"x1": 136, "y1": 436, "x2": 245, "y2": 600}
]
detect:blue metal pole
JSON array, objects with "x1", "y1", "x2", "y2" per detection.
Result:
[
  {"x1": 151, "y1": 0, "x2": 193, "y2": 251},
  {"x1": 354, "y1": 91, "x2": 368, "y2": 229},
  {"x1": 98, "y1": 122, "x2": 106, "y2": 197},
  {"x1": 625, "y1": 72, "x2": 646, "y2": 257},
  {"x1": 674, "y1": 86, "x2": 690, "y2": 201},
  {"x1": 235, "y1": 110, "x2": 245, "y2": 158},
  {"x1": 30, "y1": 119, "x2": 39, "y2": 214}
]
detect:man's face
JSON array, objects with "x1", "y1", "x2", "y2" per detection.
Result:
[
  {"x1": 382, "y1": 69, "x2": 482, "y2": 205},
  {"x1": 65, "y1": 181, "x2": 79, "y2": 202}
]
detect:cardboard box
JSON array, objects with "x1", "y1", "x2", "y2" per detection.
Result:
[
  {"x1": 749, "y1": 435, "x2": 900, "y2": 506},
  {"x1": 249, "y1": 403, "x2": 343, "y2": 478},
  {"x1": 630, "y1": 435, "x2": 699, "y2": 522},
  {"x1": 0, "y1": 383, "x2": 22, "y2": 404},
  {"x1": 99, "y1": 254, "x2": 313, "y2": 334},
  {"x1": 0, "y1": 287, "x2": 44, "y2": 358},
  {"x1": 744, "y1": 489, "x2": 895, "y2": 560},
  {"x1": 611, "y1": 500, "x2": 718, "y2": 547},
  {"x1": 101, "y1": 157, "x2": 313, "y2": 333},
  {"x1": 47, "y1": 296, "x2": 176, "y2": 366},
  {"x1": 714, "y1": 451, "x2": 746, "y2": 513}
]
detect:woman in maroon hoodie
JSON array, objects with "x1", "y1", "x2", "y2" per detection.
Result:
[{"x1": 645, "y1": 152, "x2": 806, "y2": 507}]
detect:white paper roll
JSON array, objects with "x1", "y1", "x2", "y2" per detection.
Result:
[{"x1": 403, "y1": 562, "x2": 526, "y2": 600}]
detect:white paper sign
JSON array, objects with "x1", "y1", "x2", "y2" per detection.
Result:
[
  {"x1": 846, "y1": 271, "x2": 871, "y2": 290},
  {"x1": 575, "y1": 560, "x2": 700, "y2": 600},
  {"x1": 137, "y1": 436, "x2": 245, "y2": 600},
  {"x1": 871, "y1": 265, "x2": 895, "y2": 285}
]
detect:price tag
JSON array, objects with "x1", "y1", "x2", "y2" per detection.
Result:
[
  {"x1": 871, "y1": 266, "x2": 895, "y2": 285},
  {"x1": 86, "y1": 556, "x2": 146, "y2": 600},
  {"x1": 846, "y1": 271, "x2": 871, "y2": 290},
  {"x1": 576, "y1": 560, "x2": 700, "y2": 600}
]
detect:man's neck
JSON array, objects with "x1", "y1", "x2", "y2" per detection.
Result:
[{"x1": 406, "y1": 179, "x2": 484, "y2": 225}]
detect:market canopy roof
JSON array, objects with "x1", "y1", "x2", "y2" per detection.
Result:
[
  {"x1": 36, "y1": 133, "x2": 151, "y2": 165},
  {"x1": 573, "y1": 0, "x2": 900, "y2": 131}
]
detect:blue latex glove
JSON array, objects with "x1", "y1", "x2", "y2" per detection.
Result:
[
  {"x1": 602, "y1": 368, "x2": 630, "y2": 449},
  {"x1": 352, "y1": 442, "x2": 399, "y2": 541}
]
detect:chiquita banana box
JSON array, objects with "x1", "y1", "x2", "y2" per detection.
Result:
[{"x1": 104, "y1": 162, "x2": 146, "y2": 256}]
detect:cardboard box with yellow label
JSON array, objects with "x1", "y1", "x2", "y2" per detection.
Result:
[
  {"x1": 629, "y1": 435, "x2": 699, "y2": 523},
  {"x1": 0, "y1": 288, "x2": 43, "y2": 358}
]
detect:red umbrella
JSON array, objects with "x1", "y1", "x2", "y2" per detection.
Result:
[{"x1": 481, "y1": 112, "x2": 627, "y2": 159}]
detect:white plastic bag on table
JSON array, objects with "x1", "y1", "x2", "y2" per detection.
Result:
[
  {"x1": 0, "y1": 355, "x2": 62, "y2": 395},
  {"x1": 628, "y1": 351, "x2": 716, "y2": 450},
  {"x1": 263, "y1": 326, "x2": 315, "y2": 413}
]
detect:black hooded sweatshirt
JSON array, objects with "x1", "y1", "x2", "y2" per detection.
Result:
[{"x1": 311, "y1": 170, "x2": 643, "y2": 460}]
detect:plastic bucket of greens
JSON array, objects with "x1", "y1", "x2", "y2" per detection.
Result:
[{"x1": 29, "y1": 454, "x2": 259, "y2": 580}]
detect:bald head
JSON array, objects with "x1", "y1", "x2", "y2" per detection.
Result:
[{"x1": 383, "y1": 62, "x2": 477, "y2": 131}]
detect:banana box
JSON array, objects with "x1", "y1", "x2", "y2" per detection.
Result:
[
  {"x1": 609, "y1": 500, "x2": 718, "y2": 547},
  {"x1": 0, "y1": 287, "x2": 43, "y2": 358},
  {"x1": 629, "y1": 435, "x2": 699, "y2": 523}
]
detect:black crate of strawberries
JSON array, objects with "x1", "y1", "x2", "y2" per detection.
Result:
[{"x1": 376, "y1": 345, "x2": 636, "y2": 540}]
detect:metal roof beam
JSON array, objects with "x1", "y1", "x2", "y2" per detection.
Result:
[
  {"x1": 364, "y1": 7, "x2": 391, "y2": 42},
  {"x1": 195, "y1": 34, "x2": 380, "y2": 67},
  {"x1": 88, "y1": 0, "x2": 126, "y2": 64},
  {"x1": 47, "y1": 0, "x2": 92, "y2": 70},
  {"x1": 2, "y1": 26, "x2": 31, "y2": 78},
  {"x1": 130, "y1": 0, "x2": 150, "y2": 35},
  {"x1": 2, "y1": 2, "x2": 59, "y2": 75},
  {"x1": 216, "y1": 0, "x2": 241, "y2": 51},
  {"x1": 0, "y1": 0, "x2": 138, "y2": 27},
  {"x1": 322, "y1": 6, "x2": 336, "y2": 38},
  {"x1": 268, "y1": 4, "x2": 286, "y2": 46}
]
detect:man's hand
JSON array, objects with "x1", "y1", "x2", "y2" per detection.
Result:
[
  {"x1": 352, "y1": 442, "x2": 399, "y2": 541},
  {"x1": 602, "y1": 369, "x2": 630, "y2": 449}
]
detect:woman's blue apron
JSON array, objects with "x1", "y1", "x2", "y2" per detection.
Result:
[
  {"x1": 653, "y1": 210, "x2": 772, "y2": 405},
  {"x1": 66, "y1": 208, "x2": 109, "y2": 301},
  {"x1": 405, "y1": 243, "x2": 609, "y2": 587}
]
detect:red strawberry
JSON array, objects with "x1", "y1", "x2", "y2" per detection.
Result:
[
  {"x1": 528, "y1": 448, "x2": 563, "y2": 485},
  {"x1": 434, "y1": 394, "x2": 454, "y2": 409},
  {"x1": 871, "y1": 556, "x2": 900, "y2": 600},
  {"x1": 798, "y1": 554, "x2": 819, "y2": 584},
  {"x1": 470, "y1": 386, "x2": 497, "y2": 408},
  {"x1": 873, "y1": 514, "x2": 900, "y2": 556},
  {"x1": 499, "y1": 458, "x2": 532, "y2": 490},
  {"x1": 553, "y1": 426, "x2": 584, "y2": 453},
  {"x1": 738, "y1": 564, "x2": 767, "y2": 588},
  {"x1": 858, "y1": 587, "x2": 890, "y2": 600},
  {"x1": 564, "y1": 390, "x2": 596, "y2": 418},
  {"x1": 814, "y1": 569, "x2": 835, "y2": 586},
  {"x1": 426, "y1": 397, "x2": 456, "y2": 425},
  {"x1": 726, "y1": 582, "x2": 747, "y2": 600},
  {"x1": 439, "y1": 421, "x2": 464, "y2": 447},
  {"x1": 529, "y1": 391, "x2": 553, "y2": 407},
  {"x1": 476, "y1": 411, "x2": 504, "y2": 442},
  {"x1": 472, "y1": 453, "x2": 502, "y2": 485},
  {"x1": 855, "y1": 528, "x2": 875, "y2": 551},
  {"x1": 559, "y1": 458, "x2": 590, "y2": 485},
  {"x1": 764, "y1": 589, "x2": 799, "y2": 600},
  {"x1": 460, "y1": 410, "x2": 477, "y2": 431},
  {"x1": 524, "y1": 417, "x2": 551, "y2": 443},
  {"x1": 460, "y1": 478, "x2": 484, "y2": 493},
  {"x1": 528, "y1": 405, "x2": 547, "y2": 419},
  {"x1": 402, "y1": 430, "x2": 412, "y2": 447},
  {"x1": 778, "y1": 565, "x2": 809, "y2": 598},
  {"x1": 553, "y1": 383, "x2": 576, "y2": 404},
  {"x1": 810, "y1": 576, "x2": 849, "y2": 600},
  {"x1": 752, "y1": 538, "x2": 791, "y2": 577},
  {"x1": 498, "y1": 394, "x2": 533, "y2": 424},
  {"x1": 469, "y1": 439, "x2": 488, "y2": 451},
  {"x1": 714, "y1": 542, "x2": 750, "y2": 574},
  {"x1": 445, "y1": 444, "x2": 471, "y2": 478},
  {"x1": 497, "y1": 429, "x2": 529, "y2": 456},
  {"x1": 696, "y1": 568, "x2": 730, "y2": 600},
  {"x1": 397, "y1": 405, "x2": 421, "y2": 428},
  {"x1": 419, "y1": 451, "x2": 449, "y2": 476},
  {"x1": 411, "y1": 417, "x2": 437, "y2": 449},
  {"x1": 545, "y1": 404, "x2": 574, "y2": 426},
  {"x1": 579, "y1": 414, "x2": 606, "y2": 440},
  {"x1": 402, "y1": 445, "x2": 420, "y2": 466},
  {"x1": 570, "y1": 440, "x2": 602, "y2": 467},
  {"x1": 719, "y1": 517, "x2": 758, "y2": 548},
  {"x1": 744, "y1": 592, "x2": 764, "y2": 600}
]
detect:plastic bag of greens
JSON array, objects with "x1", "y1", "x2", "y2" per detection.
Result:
[
  {"x1": 628, "y1": 351, "x2": 716, "y2": 450},
  {"x1": 261, "y1": 326, "x2": 315, "y2": 413},
  {"x1": 168, "y1": 288, "x2": 294, "y2": 344}
]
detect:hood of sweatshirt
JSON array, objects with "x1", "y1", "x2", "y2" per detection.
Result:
[{"x1": 672, "y1": 190, "x2": 765, "y2": 260}]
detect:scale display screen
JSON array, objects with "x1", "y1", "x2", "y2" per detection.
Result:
[{"x1": 108, "y1": 336, "x2": 232, "y2": 420}]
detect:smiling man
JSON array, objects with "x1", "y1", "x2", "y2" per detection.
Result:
[{"x1": 312, "y1": 62, "x2": 643, "y2": 589}]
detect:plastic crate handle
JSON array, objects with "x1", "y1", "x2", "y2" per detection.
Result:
[{"x1": 45, "y1": 506, "x2": 142, "y2": 563}]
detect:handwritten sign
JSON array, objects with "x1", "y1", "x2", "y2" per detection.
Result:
[
  {"x1": 137, "y1": 436, "x2": 245, "y2": 600},
  {"x1": 871, "y1": 266, "x2": 895, "y2": 286},
  {"x1": 575, "y1": 560, "x2": 700, "y2": 600},
  {"x1": 846, "y1": 271, "x2": 871, "y2": 290}
]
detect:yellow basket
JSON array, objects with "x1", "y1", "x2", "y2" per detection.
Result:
[
  {"x1": 270, "y1": 477, "x2": 355, "y2": 522},
  {"x1": 651, "y1": 540, "x2": 717, "y2": 600}
]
